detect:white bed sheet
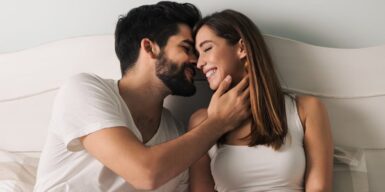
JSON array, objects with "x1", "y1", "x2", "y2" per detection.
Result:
[{"x1": 0, "y1": 150, "x2": 39, "y2": 192}]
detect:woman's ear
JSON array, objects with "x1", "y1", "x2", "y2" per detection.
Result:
[
  {"x1": 237, "y1": 39, "x2": 247, "y2": 60},
  {"x1": 141, "y1": 38, "x2": 160, "y2": 58}
]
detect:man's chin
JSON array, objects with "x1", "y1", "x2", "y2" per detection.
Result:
[
  {"x1": 171, "y1": 83, "x2": 196, "y2": 97},
  {"x1": 172, "y1": 88, "x2": 196, "y2": 97}
]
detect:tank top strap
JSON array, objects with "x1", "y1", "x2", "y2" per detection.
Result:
[{"x1": 284, "y1": 93, "x2": 305, "y2": 143}]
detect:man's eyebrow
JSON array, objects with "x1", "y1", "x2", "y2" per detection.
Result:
[{"x1": 181, "y1": 39, "x2": 194, "y2": 47}]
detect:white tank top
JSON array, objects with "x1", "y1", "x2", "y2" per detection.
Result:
[{"x1": 208, "y1": 95, "x2": 305, "y2": 192}]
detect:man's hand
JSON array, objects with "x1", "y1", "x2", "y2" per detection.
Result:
[{"x1": 207, "y1": 75, "x2": 250, "y2": 132}]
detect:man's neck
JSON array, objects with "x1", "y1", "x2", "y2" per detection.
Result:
[
  {"x1": 117, "y1": 68, "x2": 170, "y2": 128},
  {"x1": 118, "y1": 76, "x2": 165, "y2": 142}
]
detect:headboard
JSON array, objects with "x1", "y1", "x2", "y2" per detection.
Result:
[{"x1": 1, "y1": 35, "x2": 384, "y2": 191}]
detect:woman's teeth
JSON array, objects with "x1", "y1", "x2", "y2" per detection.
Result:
[{"x1": 206, "y1": 69, "x2": 216, "y2": 79}]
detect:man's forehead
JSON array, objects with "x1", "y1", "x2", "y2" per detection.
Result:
[{"x1": 168, "y1": 24, "x2": 194, "y2": 44}]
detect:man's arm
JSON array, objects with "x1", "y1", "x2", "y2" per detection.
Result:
[
  {"x1": 188, "y1": 109, "x2": 216, "y2": 192},
  {"x1": 81, "y1": 76, "x2": 250, "y2": 190}
]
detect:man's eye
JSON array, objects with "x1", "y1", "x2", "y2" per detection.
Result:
[
  {"x1": 183, "y1": 46, "x2": 198, "y2": 57},
  {"x1": 183, "y1": 46, "x2": 192, "y2": 53},
  {"x1": 193, "y1": 49, "x2": 199, "y2": 57}
]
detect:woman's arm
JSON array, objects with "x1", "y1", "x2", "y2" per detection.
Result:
[
  {"x1": 188, "y1": 109, "x2": 216, "y2": 192},
  {"x1": 297, "y1": 96, "x2": 334, "y2": 192}
]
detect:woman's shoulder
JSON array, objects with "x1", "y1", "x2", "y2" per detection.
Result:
[
  {"x1": 295, "y1": 95, "x2": 326, "y2": 113},
  {"x1": 294, "y1": 95, "x2": 328, "y2": 132},
  {"x1": 188, "y1": 108, "x2": 208, "y2": 131}
]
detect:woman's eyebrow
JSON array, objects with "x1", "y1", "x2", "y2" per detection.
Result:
[{"x1": 196, "y1": 40, "x2": 213, "y2": 50}]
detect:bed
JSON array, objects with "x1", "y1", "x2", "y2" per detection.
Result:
[{"x1": 1, "y1": 34, "x2": 383, "y2": 191}]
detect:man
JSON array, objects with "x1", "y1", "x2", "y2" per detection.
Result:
[{"x1": 34, "y1": 1, "x2": 249, "y2": 191}]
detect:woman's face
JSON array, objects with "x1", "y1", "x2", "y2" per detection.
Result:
[{"x1": 195, "y1": 25, "x2": 245, "y2": 90}]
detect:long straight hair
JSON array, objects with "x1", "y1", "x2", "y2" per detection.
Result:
[{"x1": 194, "y1": 10, "x2": 287, "y2": 150}]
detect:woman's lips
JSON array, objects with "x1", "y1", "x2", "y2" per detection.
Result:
[{"x1": 205, "y1": 68, "x2": 217, "y2": 80}]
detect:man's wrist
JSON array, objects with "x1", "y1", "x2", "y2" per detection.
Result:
[{"x1": 202, "y1": 117, "x2": 230, "y2": 136}]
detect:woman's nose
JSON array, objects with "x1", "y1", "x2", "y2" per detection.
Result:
[{"x1": 197, "y1": 56, "x2": 205, "y2": 70}]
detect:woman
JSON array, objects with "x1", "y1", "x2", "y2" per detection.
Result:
[{"x1": 189, "y1": 10, "x2": 334, "y2": 192}]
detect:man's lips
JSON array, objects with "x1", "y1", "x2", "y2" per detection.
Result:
[{"x1": 184, "y1": 66, "x2": 196, "y2": 81}]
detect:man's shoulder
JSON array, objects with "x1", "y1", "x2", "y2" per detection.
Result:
[
  {"x1": 65, "y1": 73, "x2": 103, "y2": 85},
  {"x1": 161, "y1": 108, "x2": 186, "y2": 135},
  {"x1": 61, "y1": 73, "x2": 112, "y2": 92},
  {"x1": 56, "y1": 73, "x2": 118, "y2": 105},
  {"x1": 161, "y1": 108, "x2": 180, "y2": 126}
]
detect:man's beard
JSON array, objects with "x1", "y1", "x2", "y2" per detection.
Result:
[{"x1": 155, "y1": 51, "x2": 196, "y2": 97}]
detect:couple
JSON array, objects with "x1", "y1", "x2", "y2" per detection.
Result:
[{"x1": 34, "y1": 1, "x2": 333, "y2": 192}]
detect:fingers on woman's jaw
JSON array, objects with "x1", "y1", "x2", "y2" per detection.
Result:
[
  {"x1": 234, "y1": 75, "x2": 249, "y2": 93},
  {"x1": 214, "y1": 75, "x2": 232, "y2": 97},
  {"x1": 241, "y1": 87, "x2": 250, "y2": 99}
]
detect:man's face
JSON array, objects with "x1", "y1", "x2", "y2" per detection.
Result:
[{"x1": 156, "y1": 24, "x2": 197, "y2": 97}]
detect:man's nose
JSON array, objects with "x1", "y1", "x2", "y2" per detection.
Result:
[{"x1": 189, "y1": 54, "x2": 197, "y2": 65}]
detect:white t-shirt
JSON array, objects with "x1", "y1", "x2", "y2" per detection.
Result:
[
  {"x1": 34, "y1": 73, "x2": 188, "y2": 192},
  {"x1": 208, "y1": 95, "x2": 305, "y2": 192}
]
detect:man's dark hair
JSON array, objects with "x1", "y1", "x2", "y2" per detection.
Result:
[{"x1": 115, "y1": 1, "x2": 201, "y2": 76}]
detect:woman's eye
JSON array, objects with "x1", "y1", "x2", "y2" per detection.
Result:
[{"x1": 203, "y1": 47, "x2": 212, "y2": 52}]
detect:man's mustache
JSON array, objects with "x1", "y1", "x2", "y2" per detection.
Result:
[{"x1": 182, "y1": 63, "x2": 196, "y2": 77}]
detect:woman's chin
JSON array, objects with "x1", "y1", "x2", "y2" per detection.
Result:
[{"x1": 209, "y1": 82, "x2": 219, "y2": 91}]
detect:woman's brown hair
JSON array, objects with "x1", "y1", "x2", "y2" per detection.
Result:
[{"x1": 193, "y1": 10, "x2": 287, "y2": 150}]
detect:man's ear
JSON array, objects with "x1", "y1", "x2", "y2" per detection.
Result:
[
  {"x1": 237, "y1": 39, "x2": 247, "y2": 60},
  {"x1": 141, "y1": 38, "x2": 160, "y2": 59}
]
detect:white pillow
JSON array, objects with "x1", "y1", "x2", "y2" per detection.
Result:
[
  {"x1": 333, "y1": 146, "x2": 369, "y2": 192},
  {"x1": 0, "y1": 150, "x2": 39, "y2": 192}
]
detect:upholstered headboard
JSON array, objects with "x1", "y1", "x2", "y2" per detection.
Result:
[
  {"x1": 264, "y1": 35, "x2": 385, "y2": 191},
  {"x1": 1, "y1": 35, "x2": 384, "y2": 191}
]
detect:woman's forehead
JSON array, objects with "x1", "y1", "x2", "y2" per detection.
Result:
[{"x1": 195, "y1": 26, "x2": 218, "y2": 45}]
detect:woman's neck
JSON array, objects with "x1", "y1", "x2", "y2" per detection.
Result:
[{"x1": 224, "y1": 118, "x2": 253, "y2": 145}]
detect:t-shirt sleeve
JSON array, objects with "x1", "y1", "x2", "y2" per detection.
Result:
[
  {"x1": 50, "y1": 73, "x2": 129, "y2": 152},
  {"x1": 208, "y1": 145, "x2": 218, "y2": 159},
  {"x1": 175, "y1": 118, "x2": 186, "y2": 136},
  {"x1": 163, "y1": 108, "x2": 186, "y2": 136}
]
